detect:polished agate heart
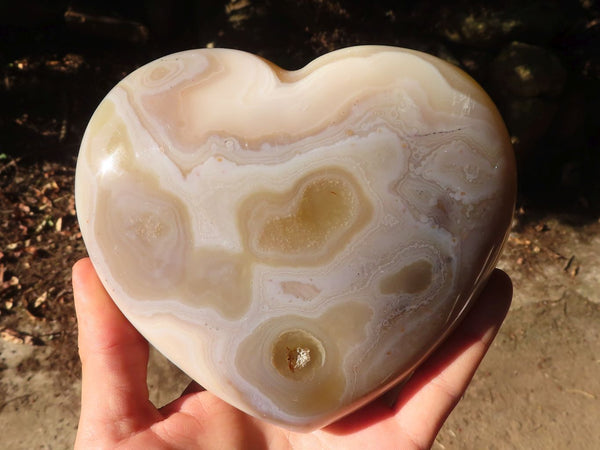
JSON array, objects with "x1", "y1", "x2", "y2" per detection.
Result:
[{"x1": 75, "y1": 46, "x2": 515, "y2": 431}]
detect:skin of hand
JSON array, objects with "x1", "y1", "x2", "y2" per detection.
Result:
[{"x1": 73, "y1": 257, "x2": 512, "y2": 450}]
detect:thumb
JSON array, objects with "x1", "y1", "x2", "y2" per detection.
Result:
[{"x1": 73, "y1": 258, "x2": 160, "y2": 445}]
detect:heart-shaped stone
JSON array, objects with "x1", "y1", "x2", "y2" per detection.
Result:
[{"x1": 75, "y1": 46, "x2": 515, "y2": 431}]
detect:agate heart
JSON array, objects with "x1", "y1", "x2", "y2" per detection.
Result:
[{"x1": 75, "y1": 46, "x2": 516, "y2": 431}]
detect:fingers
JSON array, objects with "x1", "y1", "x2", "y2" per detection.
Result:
[
  {"x1": 391, "y1": 269, "x2": 513, "y2": 448},
  {"x1": 73, "y1": 258, "x2": 159, "y2": 444}
]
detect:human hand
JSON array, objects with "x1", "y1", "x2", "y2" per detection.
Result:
[{"x1": 73, "y1": 257, "x2": 512, "y2": 449}]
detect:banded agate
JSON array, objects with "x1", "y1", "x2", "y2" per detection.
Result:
[{"x1": 75, "y1": 46, "x2": 516, "y2": 431}]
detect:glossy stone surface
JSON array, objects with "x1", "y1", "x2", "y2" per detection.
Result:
[{"x1": 75, "y1": 46, "x2": 516, "y2": 431}]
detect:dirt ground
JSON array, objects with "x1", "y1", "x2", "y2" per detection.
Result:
[
  {"x1": 437, "y1": 214, "x2": 600, "y2": 450},
  {"x1": 1, "y1": 1, "x2": 600, "y2": 449}
]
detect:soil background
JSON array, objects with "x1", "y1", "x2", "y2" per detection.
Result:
[{"x1": 1, "y1": 1, "x2": 599, "y2": 449}]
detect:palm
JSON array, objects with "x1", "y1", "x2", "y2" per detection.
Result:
[{"x1": 73, "y1": 258, "x2": 511, "y2": 449}]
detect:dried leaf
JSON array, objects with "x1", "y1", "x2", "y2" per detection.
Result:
[
  {"x1": 18, "y1": 203, "x2": 31, "y2": 213},
  {"x1": 34, "y1": 291, "x2": 48, "y2": 308},
  {"x1": 24, "y1": 246, "x2": 37, "y2": 255},
  {"x1": 1, "y1": 276, "x2": 19, "y2": 290},
  {"x1": 0, "y1": 328, "x2": 38, "y2": 345}
]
